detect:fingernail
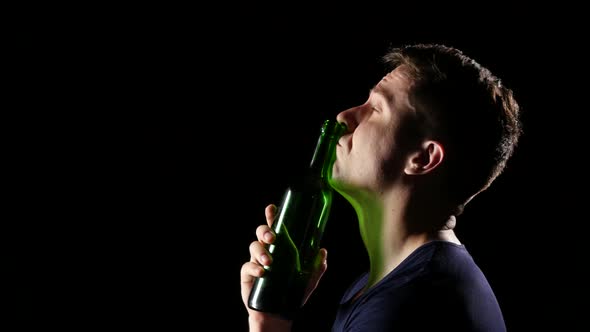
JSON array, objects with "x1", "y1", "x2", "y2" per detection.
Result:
[
  {"x1": 264, "y1": 231, "x2": 274, "y2": 242},
  {"x1": 261, "y1": 254, "x2": 270, "y2": 264}
]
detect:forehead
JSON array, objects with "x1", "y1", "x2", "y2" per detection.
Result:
[{"x1": 372, "y1": 65, "x2": 414, "y2": 102}]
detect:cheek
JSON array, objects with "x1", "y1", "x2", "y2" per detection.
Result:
[
  {"x1": 348, "y1": 137, "x2": 382, "y2": 181},
  {"x1": 334, "y1": 125, "x2": 398, "y2": 189},
  {"x1": 367, "y1": 131, "x2": 405, "y2": 183},
  {"x1": 364, "y1": 131, "x2": 391, "y2": 163}
]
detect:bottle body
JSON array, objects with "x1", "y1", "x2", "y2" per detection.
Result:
[{"x1": 248, "y1": 119, "x2": 345, "y2": 318}]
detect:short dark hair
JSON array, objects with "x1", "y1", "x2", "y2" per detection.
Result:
[{"x1": 383, "y1": 44, "x2": 522, "y2": 214}]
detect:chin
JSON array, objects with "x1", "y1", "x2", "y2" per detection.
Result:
[
  {"x1": 328, "y1": 173, "x2": 349, "y2": 192},
  {"x1": 328, "y1": 173, "x2": 342, "y2": 188}
]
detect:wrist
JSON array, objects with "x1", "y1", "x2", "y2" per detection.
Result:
[{"x1": 248, "y1": 313, "x2": 293, "y2": 332}]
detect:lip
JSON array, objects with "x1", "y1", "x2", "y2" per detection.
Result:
[{"x1": 338, "y1": 135, "x2": 349, "y2": 147}]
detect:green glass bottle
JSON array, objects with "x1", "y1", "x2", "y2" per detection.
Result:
[{"x1": 248, "y1": 119, "x2": 346, "y2": 319}]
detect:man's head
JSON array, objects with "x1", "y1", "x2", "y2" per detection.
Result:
[
  {"x1": 383, "y1": 44, "x2": 521, "y2": 214},
  {"x1": 332, "y1": 44, "x2": 521, "y2": 216}
]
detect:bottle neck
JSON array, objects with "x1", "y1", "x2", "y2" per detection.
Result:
[{"x1": 309, "y1": 120, "x2": 346, "y2": 179}]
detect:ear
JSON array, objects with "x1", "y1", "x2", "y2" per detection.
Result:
[{"x1": 404, "y1": 140, "x2": 445, "y2": 175}]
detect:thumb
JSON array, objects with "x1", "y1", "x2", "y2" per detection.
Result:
[
  {"x1": 301, "y1": 248, "x2": 328, "y2": 305},
  {"x1": 315, "y1": 248, "x2": 328, "y2": 277}
]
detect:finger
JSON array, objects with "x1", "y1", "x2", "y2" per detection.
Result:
[
  {"x1": 249, "y1": 240, "x2": 273, "y2": 266},
  {"x1": 241, "y1": 261, "x2": 265, "y2": 284},
  {"x1": 302, "y1": 248, "x2": 328, "y2": 305},
  {"x1": 265, "y1": 204, "x2": 278, "y2": 227},
  {"x1": 314, "y1": 248, "x2": 328, "y2": 278},
  {"x1": 256, "y1": 224, "x2": 275, "y2": 244},
  {"x1": 240, "y1": 261, "x2": 266, "y2": 308}
]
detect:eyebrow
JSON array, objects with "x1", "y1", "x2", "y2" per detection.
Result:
[{"x1": 369, "y1": 85, "x2": 395, "y2": 104}]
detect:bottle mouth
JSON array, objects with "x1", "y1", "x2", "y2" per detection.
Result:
[{"x1": 322, "y1": 119, "x2": 347, "y2": 138}]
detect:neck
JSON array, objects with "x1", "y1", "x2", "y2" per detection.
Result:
[{"x1": 348, "y1": 188, "x2": 461, "y2": 291}]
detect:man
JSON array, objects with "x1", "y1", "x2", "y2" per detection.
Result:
[{"x1": 241, "y1": 43, "x2": 521, "y2": 331}]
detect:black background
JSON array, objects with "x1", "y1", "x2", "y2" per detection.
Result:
[{"x1": 14, "y1": 7, "x2": 586, "y2": 331}]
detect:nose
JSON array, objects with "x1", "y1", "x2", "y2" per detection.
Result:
[{"x1": 336, "y1": 105, "x2": 363, "y2": 134}]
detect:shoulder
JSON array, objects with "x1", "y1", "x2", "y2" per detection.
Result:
[
  {"x1": 424, "y1": 242, "x2": 499, "y2": 298},
  {"x1": 417, "y1": 241, "x2": 506, "y2": 331},
  {"x1": 338, "y1": 242, "x2": 506, "y2": 331},
  {"x1": 418, "y1": 242, "x2": 501, "y2": 303}
]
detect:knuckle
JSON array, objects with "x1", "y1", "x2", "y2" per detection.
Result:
[
  {"x1": 241, "y1": 261, "x2": 250, "y2": 272},
  {"x1": 249, "y1": 241, "x2": 259, "y2": 252},
  {"x1": 256, "y1": 225, "x2": 269, "y2": 235}
]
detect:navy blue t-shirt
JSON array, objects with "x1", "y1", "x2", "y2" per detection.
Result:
[{"x1": 332, "y1": 241, "x2": 505, "y2": 331}]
